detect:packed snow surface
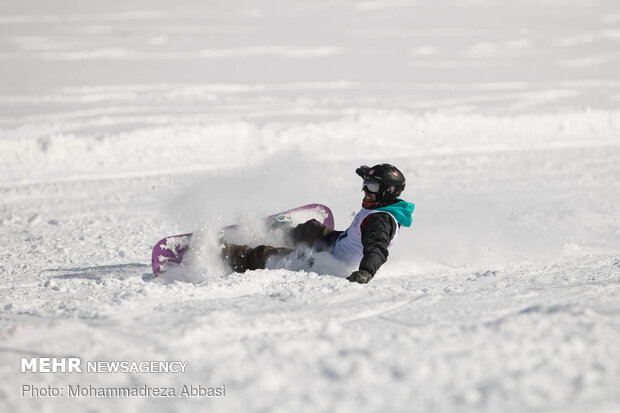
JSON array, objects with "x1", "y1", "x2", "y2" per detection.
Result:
[{"x1": 1, "y1": 0, "x2": 619, "y2": 412}]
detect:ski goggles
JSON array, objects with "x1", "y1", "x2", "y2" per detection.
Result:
[{"x1": 362, "y1": 178, "x2": 381, "y2": 194}]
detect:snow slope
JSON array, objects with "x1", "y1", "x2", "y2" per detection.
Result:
[{"x1": 1, "y1": 0, "x2": 619, "y2": 412}]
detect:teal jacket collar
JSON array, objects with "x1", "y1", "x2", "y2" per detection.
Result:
[{"x1": 376, "y1": 200, "x2": 415, "y2": 227}]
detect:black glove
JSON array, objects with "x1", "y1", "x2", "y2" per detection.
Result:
[
  {"x1": 356, "y1": 165, "x2": 370, "y2": 178},
  {"x1": 347, "y1": 270, "x2": 373, "y2": 284}
]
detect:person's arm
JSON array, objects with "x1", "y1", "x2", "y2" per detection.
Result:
[{"x1": 347, "y1": 213, "x2": 396, "y2": 284}]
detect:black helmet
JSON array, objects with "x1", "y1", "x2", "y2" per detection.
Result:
[{"x1": 356, "y1": 163, "x2": 406, "y2": 208}]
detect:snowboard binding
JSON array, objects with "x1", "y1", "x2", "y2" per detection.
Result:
[{"x1": 269, "y1": 213, "x2": 292, "y2": 229}]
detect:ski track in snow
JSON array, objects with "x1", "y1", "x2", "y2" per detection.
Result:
[{"x1": 1, "y1": 0, "x2": 620, "y2": 412}]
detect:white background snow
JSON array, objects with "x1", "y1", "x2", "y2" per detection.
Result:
[{"x1": 1, "y1": 0, "x2": 619, "y2": 412}]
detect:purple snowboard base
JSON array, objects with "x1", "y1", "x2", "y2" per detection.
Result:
[{"x1": 151, "y1": 203, "x2": 334, "y2": 276}]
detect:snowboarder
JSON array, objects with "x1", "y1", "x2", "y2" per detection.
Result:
[{"x1": 221, "y1": 164, "x2": 415, "y2": 284}]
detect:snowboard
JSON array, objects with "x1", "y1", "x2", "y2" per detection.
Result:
[{"x1": 151, "y1": 203, "x2": 334, "y2": 276}]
